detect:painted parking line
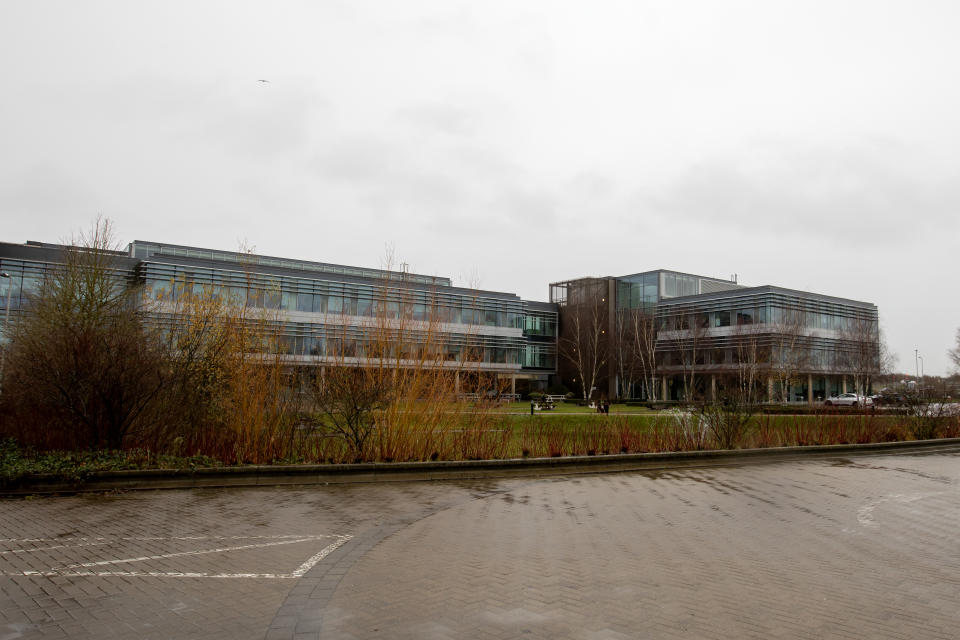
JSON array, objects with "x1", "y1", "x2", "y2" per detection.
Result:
[{"x1": 0, "y1": 533, "x2": 351, "y2": 579}]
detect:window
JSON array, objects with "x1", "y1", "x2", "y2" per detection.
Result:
[
  {"x1": 246, "y1": 289, "x2": 263, "y2": 308},
  {"x1": 357, "y1": 297, "x2": 372, "y2": 317},
  {"x1": 343, "y1": 295, "x2": 358, "y2": 316},
  {"x1": 264, "y1": 290, "x2": 281, "y2": 310},
  {"x1": 715, "y1": 311, "x2": 731, "y2": 327},
  {"x1": 297, "y1": 293, "x2": 313, "y2": 313}
]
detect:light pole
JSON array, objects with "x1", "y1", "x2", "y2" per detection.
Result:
[
  {"x1": 0, "y1": 272, "x2": 13, "y2": 393},
  {"x1": 916, "y1": 355, "x2": 924, "y2": 399},
  {"x1": 915, "y1": 349, "x2": 919, "y2": 380}
]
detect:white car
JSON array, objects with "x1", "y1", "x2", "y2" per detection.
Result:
[{"x1": 823, "y1": 393, "x2": 873, "y2": 407}]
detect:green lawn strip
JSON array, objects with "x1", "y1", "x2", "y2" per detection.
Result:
[{"x1": 491, "y1": 401, "x2": 657, "y2": 415}]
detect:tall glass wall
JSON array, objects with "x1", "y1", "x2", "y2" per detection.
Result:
[
  {"x1": 522, "y1": 311, "x2": 557, "y2": 337},
  {"x1": 141, "y1": 262, "x2": 524, "y2": 330},
  {"x1": 660, "y1": 273, "x2": 699, "y2": 298},
  {"x1": 138, "y1": 260, "x2": 538, "y2": 369},
  {"x1": 617, "y1": 273, "x2": 658, "y2": 311},
  {"x1": 657, "y1": 292, "x2": 876, "y2": 334}
]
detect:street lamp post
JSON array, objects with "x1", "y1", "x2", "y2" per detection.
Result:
[
  {"x1": 917, "y1": 355, "x2": 925, "y2": 399},
  {"x1": 0, "y1": 272, "x2": 13, "y2": 393}
]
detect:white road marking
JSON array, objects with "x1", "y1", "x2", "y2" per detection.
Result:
[
  {"x1": 0, "y1": 534, "x2": 352, "y2": 579},
  {"x1": 52, "y1": 537, "x2": 318, "y2": 570},
  {"x1": 0, "y1": 535, "x2": 320, "y2": 543},
  {"x1": 291, "y1": 534, "x2": 351, "y2": 577},
  {"x1": 0, "y1": 541, "x2": 113, "y2": 555}
]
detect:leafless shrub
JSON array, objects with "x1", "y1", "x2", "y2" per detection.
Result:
[{"x1": 2, "y1": 219, "x2": 167, "y2": 450}]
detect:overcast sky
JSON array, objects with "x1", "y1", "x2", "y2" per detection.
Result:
[{"x1": 2, "y1": 1, "x2": 958, "y2": 375}]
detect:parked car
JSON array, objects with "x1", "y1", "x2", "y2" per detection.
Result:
[
  {"x1": 871, "y1": 392, "x2": 907, "y2": 406},
  {"x1": 823, "y1": 393, "x2": 873, "y2": 407}
]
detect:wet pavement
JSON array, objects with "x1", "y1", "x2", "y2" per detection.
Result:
[{"x1": 2, "y1": 450, "x2": 959, "y2": 639}]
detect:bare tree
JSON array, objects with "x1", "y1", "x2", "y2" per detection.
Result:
[
  {"x1": 676, "y1": 307, "x2": 708, "y2": 402},
  {"x1": 558, "y1": 282, "x2": 608, "y2": 401},
  {"x1": 308, "y1": 255, "x2": 493, "y2": 461},
  {"x1": 732, "y1": 319, "x2": 765, "y2": 405},
  {"x1": 631, "y1": 307, "x2": 659, "y2": 401},
  {"x1": 3, "y1": 219, "x2": 167, "y2": 449},
  {"x1": 311, "y1": 349, "x2": 394, "y2": 459},
  {"x1": 612, "y1": 308, "x2": 637, "y2": 400},
  {"x1": 840, "y1": 315, "x2": 881, "y2": 396},
  {"x1": 768, "y1": 307, "x2": 809, "y2": 403}
]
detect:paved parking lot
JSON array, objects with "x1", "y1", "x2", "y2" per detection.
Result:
[{"x1": 2, "y1": 449, "x2": 959, "y2": 639}]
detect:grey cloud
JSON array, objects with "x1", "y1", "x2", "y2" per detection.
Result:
[
  {"x1": 645, "y1": 139, "x2": 960, "y2": 245},
  {"x1": 312, "y1": 136, "x2": 469, "y2": 215},
  {"x1": 395, "y1": 103, "x2": 478, "y2": 137},
  {"x1": 84, "y1": 74, "x2": 328, "y2": 158},
  {"x1": 0, "y1": 164, "x2": 100, "y2": 220}
]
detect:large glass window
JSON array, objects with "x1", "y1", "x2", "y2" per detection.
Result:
[
  {"x1": 715, "y1": 310, "x2": 731, "y2": 327},
  {"x1": 296, "y1": 293, "x2": 313, "y2": 312},
  {"x1": 357, "y1": 297, "x2": 372, "y2": 317},
  {"x1": 153, "y1": 279, "x2": 173, "y2": 301},
  {"x1": 644, "y1": 284, "x2": 658, "y2": 305},
  {"x1": 662, "y1": 273, "x2": 697, "y2": 298},
  {"x1": 0, "y1": 272, "x2": 21, "y2": 309},
  {"x1": 264, "y1": 289, "x2": 281, "y2": 309},
  {"x1": 246, "y1": 289, "x2": 263, "y2": 308},
  {"x1": 343, "y1": 295, "x2": 358, "y2": 316}
]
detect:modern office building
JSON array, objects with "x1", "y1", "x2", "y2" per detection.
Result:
[
  {"x1": 654, "y1": 285, "x2": 880, "y2": 402},
  {"x1": 0, "y1": 240, "x2": 558, "y2": 395},
  {"x1": 550, "y1": 270, "x2": 880, "y2": 402},
  {"x1": 1, "y1": 238, "x2": 880, "y2": 403}
]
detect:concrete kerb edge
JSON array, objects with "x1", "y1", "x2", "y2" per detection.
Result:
[{"x1": 4, "y1": 437, "x2": 960, "y2": 496}]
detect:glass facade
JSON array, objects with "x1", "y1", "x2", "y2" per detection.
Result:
[
  {"x1": 656, "y1": 294, "x2": 872, "y2": 335},
  {"x1": 137, "y1": 258, "x2": 548, "y2": 368},
  {"x1": 653, "y1": 287, "x2": 880, "y2": 379},
  {"x1": 1, "y1": 242, "x2": 559, "y2": 374},
  {"x1": 129, "y1": 241, "x2": 450, "y2": 287},
  {"x1": 617, "y1": 273, "x2": 658, "y2": 311},
  {"x1": 661, "y1": 272, "x2": 698, "y2": 298},
  {"x1": 616, "y1": 270, "x2": 741, "y2": 310},
  {"x1": 140, "y1": 261, "x2": 524, "y2": 331}
]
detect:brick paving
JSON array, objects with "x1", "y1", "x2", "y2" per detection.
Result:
[{"x1": 2, "y1": 451, "x2": 959, "y2": 639}]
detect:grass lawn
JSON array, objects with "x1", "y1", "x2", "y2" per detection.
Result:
[{"x1": 491, "y1": 401, "x2": 657, "y2": 415}]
